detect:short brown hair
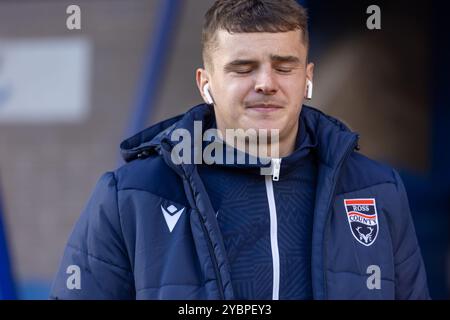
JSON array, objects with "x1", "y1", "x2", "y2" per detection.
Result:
[{"x1": 202, "y1": 0, "x2": 309, "y2": 69}]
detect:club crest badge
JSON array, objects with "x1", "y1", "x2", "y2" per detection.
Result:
[{"x1": 344, "y1": 198, "x2": 379, "y2": 246}]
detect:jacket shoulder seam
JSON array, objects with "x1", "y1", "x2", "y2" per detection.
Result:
[
  {"x1": 336, "y1": 181, "x2": 396, "y2": 196},
  {"x1": 109, "y1": 172, "x2": 128, "y2": 254},
  {"x1": 66, "y1": 243, "x2": 132, "y2": 274},
  {"x1": 117, "y1": 187, "x2": 188, "y2": 207}
]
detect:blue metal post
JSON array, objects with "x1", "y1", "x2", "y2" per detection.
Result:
[
  {"x1": 124, "y1": 0, "x2": 183, "y2": 140},
  {"x1": 0, "y1": 178, "x2": 17, "y2": 299}
]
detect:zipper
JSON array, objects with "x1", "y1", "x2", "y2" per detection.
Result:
[
  {"x1": 271, "y1": 158, "x2": 282, "y2": 181},
  {"x1": 265, "y1": 158, "x2": 282, "y2": 300}
]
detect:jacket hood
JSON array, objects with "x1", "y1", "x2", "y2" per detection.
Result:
[
  {"x1": 120, "y1": 104, "x2": 212, "y2": 163},
  {"x1": 120, "y1": 103, "x2": 359, "y2": 169}
]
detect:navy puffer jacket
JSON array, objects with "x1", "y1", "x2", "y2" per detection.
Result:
[{"x1": 50, "y1": 104, "x2": 429, "y2": 300}]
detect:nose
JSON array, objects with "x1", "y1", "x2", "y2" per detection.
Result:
[{"x1": 254, "y1": 68, "x2": 278, "y2": 95}]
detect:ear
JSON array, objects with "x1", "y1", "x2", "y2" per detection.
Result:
[{"x1": 196, "y1": 68, "x2": 210, "y2": 104}]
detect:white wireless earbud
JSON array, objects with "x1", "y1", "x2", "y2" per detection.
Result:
[
  {"x1": 306, "y1": 79, "x2": 313, "y2": 100},
  {"x1": 203, "y1": 83, "x2": 215, "y2": 105}
]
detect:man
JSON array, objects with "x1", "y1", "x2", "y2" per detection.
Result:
[{"x1": 50, "y1": 0, "x2": 429, "y2": 299}]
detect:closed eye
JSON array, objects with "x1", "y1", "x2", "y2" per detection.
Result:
[
  {"x1": 275, "y1": 68, "x2": 294, "y2": 74},
  {"x1": 234, "y1": 69, "x2": 253, "y2": 74},
  {"x1": 224, "y1": 60, "x2": 257, "y2": 74}
]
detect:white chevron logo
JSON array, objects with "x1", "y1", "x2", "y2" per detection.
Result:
[{"x1": 161, "y1": 205, "x2": 185, "y2": 233}]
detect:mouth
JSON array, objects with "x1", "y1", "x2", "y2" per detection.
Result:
[{"x1": 246, "y1": 104, "x2": 284, "y2": 113}]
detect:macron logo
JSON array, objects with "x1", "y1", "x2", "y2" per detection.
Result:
[{"x1": 161, "y1": 205, "x2": 185, "y2": 233}]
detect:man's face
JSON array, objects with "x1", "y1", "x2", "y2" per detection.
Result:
[{"x1": 197, "y1": 29, "x2": 314, "y2": 141}]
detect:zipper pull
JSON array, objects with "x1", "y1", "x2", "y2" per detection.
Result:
[{"x1": 272, "y1": 158, "x2": 282, "y2": 181}]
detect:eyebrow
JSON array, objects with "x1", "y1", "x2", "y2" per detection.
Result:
[
  {"x1": 270, "y1": 55, "x2": 301, "y2": 64},
  {"x1": 223, "y1": 55, "x2": 301, "y2": 71}
]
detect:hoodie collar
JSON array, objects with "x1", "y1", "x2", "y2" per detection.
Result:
[
  {"x1": 195, "y1": 108, "x2": 319, "y2": 178},
  {"x1": 120, "y1": 103, "x2": 359, "y2": 171}
]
